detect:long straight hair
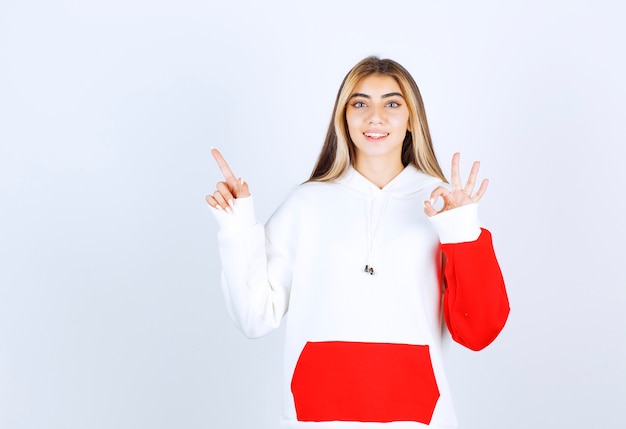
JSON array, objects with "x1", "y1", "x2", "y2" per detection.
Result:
[{"x1": 309, "y1": 56, "x2": 447, "y2": 183}]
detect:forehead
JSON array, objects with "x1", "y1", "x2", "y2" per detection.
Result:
[{"x1": 352, "y1": 74, "x2": 403, "y2": 96}]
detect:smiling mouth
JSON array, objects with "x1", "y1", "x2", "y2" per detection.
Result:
[{"x1": 364, "y1": 132, "x2": 389, "y2": 139}]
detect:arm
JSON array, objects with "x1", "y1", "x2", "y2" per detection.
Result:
[
  {"x1": 211, "y1": 198, "x2": 291, "y2": 338},
  {"x1": 425, "y1": 153, "x2": 510, "y2": 351},
  {"x1": 206, "y1": 149, "x2": 292, "y2": 338}
]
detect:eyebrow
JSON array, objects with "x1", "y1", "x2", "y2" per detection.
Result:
[{"x1": 350, "y1": 92, "x2": 405, "y2": 99}]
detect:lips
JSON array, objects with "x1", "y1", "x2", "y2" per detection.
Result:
[{"x1": 363, "y1": 131, "x2": 389, "y2": 141}]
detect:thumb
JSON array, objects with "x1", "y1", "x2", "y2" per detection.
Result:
[{"x1": 235, "y1": 177, "x2": 251, "y2": 198}]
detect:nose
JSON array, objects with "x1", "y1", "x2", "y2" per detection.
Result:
[{"x1": 367, "y1": 105, "x2": 384, "y2": 125}]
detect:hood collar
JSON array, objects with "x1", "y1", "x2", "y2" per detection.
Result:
[{"x1": 337, "y1": 164, "x2": 442, "y2": 198}]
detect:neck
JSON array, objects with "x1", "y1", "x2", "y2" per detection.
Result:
[{"x1": 354, "y1": 157, "x2": 405, "y2": 189}]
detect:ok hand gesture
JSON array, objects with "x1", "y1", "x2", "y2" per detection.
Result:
[
  {"x1": 424, "y1": 152, "x2": 489, "y2": 217},
  {"x1": 205, "y1": 148, "x2": 250, "y2": 214}
]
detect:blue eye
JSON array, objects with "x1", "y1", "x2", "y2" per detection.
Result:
[
  {"x1": 352, "y1": 101, "x2": 367, "y2": 108},
  {"x1": 386, "y1": 101, "x2": 400, "y2": 108}
]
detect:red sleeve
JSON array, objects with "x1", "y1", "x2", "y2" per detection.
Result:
[{"x1": 441, "y1": 228, "x2": 510, "y2": 351}]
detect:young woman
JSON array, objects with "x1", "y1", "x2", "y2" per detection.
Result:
[{"x1": 206, "y1": 56, "x2": 509, "y2": 429}]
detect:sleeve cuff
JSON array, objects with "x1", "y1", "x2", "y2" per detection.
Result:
[
  {"x1": 208, "y1": 196, "x2": 257, "y2": 233},
  {"x1": 428, "y1": 203, "x2": 482, "y2": 244}
]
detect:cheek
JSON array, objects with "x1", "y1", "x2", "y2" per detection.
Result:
[
  {"x1": 394, "y1": 113, "x2": 410, "y2": 131},
  {"x1": 345, "y1": 115, "x2": 360, "y2": 137}
]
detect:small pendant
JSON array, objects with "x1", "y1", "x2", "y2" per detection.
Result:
[{"x1": 364, "y1": 265, "x2": 375, "y2": 275}]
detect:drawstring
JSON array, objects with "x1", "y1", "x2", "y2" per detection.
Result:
[{"x1": 364, "y1": 193, "x2": 390, "y2": 276}]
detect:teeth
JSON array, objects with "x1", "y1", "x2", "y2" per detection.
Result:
[{"x1": 365, "y1": 133, "x2": 387, "y2": 138}]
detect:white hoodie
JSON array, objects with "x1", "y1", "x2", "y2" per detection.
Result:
[{"x1": 210, "y1": 165, "x2": 509, "y2": 429}]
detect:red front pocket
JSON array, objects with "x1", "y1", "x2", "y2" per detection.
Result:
[{"x1": 290, "y1": 341, "x2": 440, "y2": 424}]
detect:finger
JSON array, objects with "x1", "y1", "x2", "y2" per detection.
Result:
[
  {"x1": 216, "y1": 181, "x2": 235, "y2": 207},
  {"x1": 423, "y1": 200, "x2": 441, "y2": 217},
  {"x1": 212, "y1": 190, "x2": 232, "y2": 213},
  {"x1": 205, "y1": 194, "x2": 220, "y2": 209},
  {"x1": 464, "y1": 161, "x2": 480, "y2": 196},
  {"x1": 211, "y1": 148, "x2": 238, "y2": 186},
  {"x1": 471, "y1": 178, "x2": 489, "y2": 202},
  {"x1": 429, "y1": 185, "x2": 451, "y2": 205},
  {"x1": 206, "y1": 194, "x2": 228, "y2": 212},
  {"x1": 450, "y1": 152, "x2": 462, "y2": 190}
]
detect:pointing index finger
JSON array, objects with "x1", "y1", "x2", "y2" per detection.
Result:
[{"x1": 211, "y1": 148, "x2": 237, "y2": 184}]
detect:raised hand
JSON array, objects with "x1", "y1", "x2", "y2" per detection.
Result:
[
  {"x1": 424, "y1": 152, "x2": 488, "y2": 217},
  {"x1": 205, "y1": 148, "x2": 250, "y2": 213}
]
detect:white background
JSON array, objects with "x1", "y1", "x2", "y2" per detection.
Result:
[{"x1": 1, "y1": 1, "x2": 625, "y2": 428}]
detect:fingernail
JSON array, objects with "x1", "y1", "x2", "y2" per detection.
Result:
[
  {"x1": 225, "y1": 206, "x2": 233, "y2": 215},
  {"x1": 430, "y1": 197, "x2": 435, "y2": 205},
  {"x1": 228, "y1": 199, "x2": 235, "y2": 209},
  {"x1": 239, "y1": 177, "x2": 244, "y2": 186},
  {"x1": 215, "y1": 205, "x2": 223, "y2": 211}
]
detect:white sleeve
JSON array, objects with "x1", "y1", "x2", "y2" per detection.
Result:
[
  {"x1": 427, "y1": 203, "x2": 482, "y2": 244},
  {"x1": 209, "y1": 196, "x2": 292, "y2": 338}
]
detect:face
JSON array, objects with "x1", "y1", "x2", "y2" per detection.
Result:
[{"x1": 345, "y1": 74, "x2": 410, "y2": 167}]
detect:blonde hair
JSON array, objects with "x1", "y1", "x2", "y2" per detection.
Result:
[{"x1": 309, "y1": 56, "x2": 447, "y2": 183}]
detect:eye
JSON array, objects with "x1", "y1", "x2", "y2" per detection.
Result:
[
  {"x1": 351, "y1": 101, "x2": 367, "y2": 108},
  {"x1": 386, "y1": 101, "x2": 401, "y2": 108}
]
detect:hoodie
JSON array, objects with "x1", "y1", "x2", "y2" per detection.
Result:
[{"x1": 210, "y1": 165, "x2": 509, "y2": 429}]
